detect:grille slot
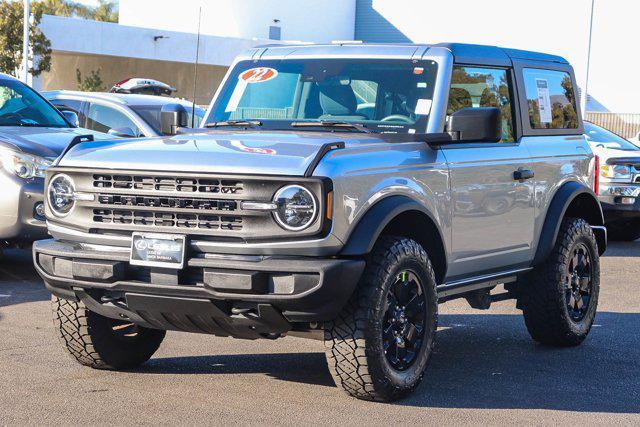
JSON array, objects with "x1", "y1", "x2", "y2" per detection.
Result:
[
  {"x1": 93, "y1": 174, "x2": 243, "y2": 194},
  {"x1": 97, "y1": 194, "x2": 238, "y2": 211},
  {"x1": 93, "y1": 209, "x2": 242, "y2": 230}
]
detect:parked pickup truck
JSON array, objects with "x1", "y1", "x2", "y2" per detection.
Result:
[
  {"x1": 34, "y1": 43, "x2": 606, "y2": 402},
  {"x1": 585, "y1": 121, "x2": 640, "y2": 241}
]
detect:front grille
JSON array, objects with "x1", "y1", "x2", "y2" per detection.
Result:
[
  {"x1": 93, "y1": 209, "x2": 242, "y2": 230},
  {"x1": 97, "y1": 194, "x2": 238, "y2": 211},
  {"x1": 93, "y1": 174, "x2": 243, "y2": 194}
]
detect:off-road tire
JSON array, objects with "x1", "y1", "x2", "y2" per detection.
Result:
[
  {"x1": 52, "y1": 296, "x2": 166, "y2": 369},
  {"x1": 521, "y1": 218, "x2": 600, "y2": 346},
  {"x1": 324, "y1": 236, "x2": 438, "y2": 401},
  {"x1": 607, "y1": 221, "x2": 640, "y2": 242}
]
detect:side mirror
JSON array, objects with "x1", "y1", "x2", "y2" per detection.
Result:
[
  {"x1": 447, "y1": 107, "x2": 501, "y2": 142},
  {"x1": 160, "y1": 103, "x2": 189, "y2": 136},
  {"x1": 108, "y1": 127, "x2": 137, "y2": 138},
  {"x1": 61, "y1": 110, "x2": 79, "y2": 127}
]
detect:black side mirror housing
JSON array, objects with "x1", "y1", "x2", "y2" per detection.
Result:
[
  {"x1": 447, "y1": 107, "x2": 502, "y2": 142},
  {"x1": 160, "y1": 103, "x2": 189, "y2": 136}
]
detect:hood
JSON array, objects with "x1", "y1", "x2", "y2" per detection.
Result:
[
  {"x1": 57, "y1": 131, "x2": 384, "y2": 176},
  {"x1": 0, "y1": 127, "x2": 112, "y2": 159},
  {"x1": 589, "y1": 143, "x2": 640, "y2": 164}
]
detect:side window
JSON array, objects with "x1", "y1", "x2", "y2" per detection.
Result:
[
  {"x1": 86, "y1": 104, "x2": 142, "y2": 136},
  {"x1": 50, "y1": 99, "x2": 82, "y2": 115},
  {"x1": 523, "y1": 68, "x2": 578, "y2": 129},
  {"x1": 447, "y1": 66, "x2": 514, "y2": 142}
]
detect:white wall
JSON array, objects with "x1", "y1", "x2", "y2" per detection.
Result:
[
  {"x1": 119, "y1": 0, "x2": 356, "y2": 43},
  {"x1": 358, "y1": 0, "x2": 640, "y2": 114},
  {"x1": 40, "y1": 14, "x2": 272, "y2": 67}
]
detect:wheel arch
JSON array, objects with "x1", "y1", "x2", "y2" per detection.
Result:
[
  {"x1": 340, "y1": 195, "x2": 447, "y2": 284},
  {"x1": 533, "y1": 181, "x2": 606, "y2": 265}
]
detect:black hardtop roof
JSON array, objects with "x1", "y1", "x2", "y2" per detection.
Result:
[
  {"x1": 434, "y1": 42, "x2": 568, "y2": 66},
  {"x1": 256, "y1": 42, "x2": 569, "y2": 66}
]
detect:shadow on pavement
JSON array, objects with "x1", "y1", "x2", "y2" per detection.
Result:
[
  {"x1": 141, "y1": 351, "x2": 334, "y2": 387},
  {"x1": 0, "y1": 249, "x2": 49, "y2": 308},
  {"x1": 145, "y1": 312, "x2": 640, "y2": 413},
  {"x1": 405, "y1": 312, "x2": 640, "y2": 413}
]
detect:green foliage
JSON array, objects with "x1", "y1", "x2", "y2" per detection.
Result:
[
  {"x1": 38, "y1": 0, "x2": 118, "y2": 22},
  {"x1": 0, "y1": 0, "x2": 118, "y2": 78},
  {"x1": 76, "y1": 68, "x2": 104, "y2": 92},
  {"x1": 0, "y1": 0, "x2": 52, "y2": 77}
]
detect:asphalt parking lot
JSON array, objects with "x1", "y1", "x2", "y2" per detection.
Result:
[{"x1": 1, "y1": 243, "x2": 639, "y2": 425}]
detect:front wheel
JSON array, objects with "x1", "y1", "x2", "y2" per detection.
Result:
[
  {"x1": 521, "y1": 218, "x2": 600, "y2": 346},
  {"x1": 324, "y1": 236, "x2": 438, "y2": 401},
  {"x1": 52, "y1": 296, "x2": 165, "y2": 370}
]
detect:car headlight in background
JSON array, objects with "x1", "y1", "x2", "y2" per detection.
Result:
[
  {"x1": 47, "y1": 174, "x2": 76, "y2": 217},
  {"x1": 600, "y1": 164, "x2": 632, "y2": 180},
  {"x1": 272, "y1": 185, "x2": 317, "y2": 231},
  {"x1": 0, "y1": 148, "x2": 52, "y2": 179}
]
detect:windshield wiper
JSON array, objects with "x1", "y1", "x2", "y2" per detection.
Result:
[
  {"x1": 204, "y1": 120, "x2": 263, "y2": 129},
  {"x1": 290, "y1": 121, "x2": 371, "y2": 133}
]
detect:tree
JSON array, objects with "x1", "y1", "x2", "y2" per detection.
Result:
[
  {"x1": 76, "y1": 68, "x2": 104, "y2": 92},
  {"x1": 39, "y1": 0, "x2": 118, "y2": 22},
  {"x1": 0, "y1": 0, "x2": 52, "y2": 77},
  {"x1": 92, "y1": 0, "x2": 118, "y2": 22}
]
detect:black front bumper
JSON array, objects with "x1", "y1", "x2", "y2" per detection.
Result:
[
  {"x1": 601, "y1": 197, "x2": 640, "y2": 223},
  {"x1": 33, "y1": 239, "x2": 364, "y2": 338}
]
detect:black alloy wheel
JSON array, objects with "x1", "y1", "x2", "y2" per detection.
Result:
[
  {"x1": 382, "y1": 270, "x2": 427, "y2": 371},
  {"x1": 565, "y1": 243, "x2": 593, "y2": 322}
]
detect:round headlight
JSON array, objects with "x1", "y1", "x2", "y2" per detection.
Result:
[
  {"x1": 273, "y1": 185, "x2": 317, "y2": 231},
  {"x1": 47, "y1": 174, "x2": 75, "y2": 217}
]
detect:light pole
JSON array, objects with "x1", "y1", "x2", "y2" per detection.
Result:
[
  {"x1": 22, "y1": 0, "x2": 30, "y2": 83},
  {"x1": 581, "y1": 0, "x2": 595, "y2": 116}
]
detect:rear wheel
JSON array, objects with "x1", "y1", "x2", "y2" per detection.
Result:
[
  {"x1": 52, "y1": 296, "x2": 165, "y2": 369},
  {"x1": 521, "y1": 218, "x2": 600, "y2": 346},
  {"x1": 324, "y1": 236, "x2": 438, "y2": 401}
]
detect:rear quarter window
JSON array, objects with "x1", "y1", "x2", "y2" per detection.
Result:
[{"x1": 523, "y1": 68, "x2": 578, "y2": 129}]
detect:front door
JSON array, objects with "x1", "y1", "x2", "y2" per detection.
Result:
[{"x1": 442, "y1": 66, "x2": 535, "y2": 280}]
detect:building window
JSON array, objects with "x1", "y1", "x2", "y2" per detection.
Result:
[
  {"x1": 523, "y1": 68, "x2": 578, "y2": 129},
  {"x1": 269, "y1": 26, "x2": 281, "y2": 40}
]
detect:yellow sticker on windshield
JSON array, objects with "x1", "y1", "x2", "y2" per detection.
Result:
[{"x1": 239, "y1": 67, "x2": 278, "y2": 83}]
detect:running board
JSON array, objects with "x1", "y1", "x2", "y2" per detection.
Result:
[{"x1": 437, "y1": 267, "x2": 532, "y2": 299}]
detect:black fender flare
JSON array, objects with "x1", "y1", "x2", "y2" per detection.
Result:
[
  {"x1": 533, "y1": 181, "x2": 606, "y2": 265},
  {"x1": 340, "y1": 195, "x2": 446, "y2": 256}
]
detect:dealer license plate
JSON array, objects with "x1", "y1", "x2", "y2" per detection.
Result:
[{"x1": 130, "y1": 233, "x2": 186, "y2": 269}]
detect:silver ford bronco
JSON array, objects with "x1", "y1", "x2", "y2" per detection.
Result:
[{"x1": 34, "y1": 43, "x2": 607, "y2": 402}]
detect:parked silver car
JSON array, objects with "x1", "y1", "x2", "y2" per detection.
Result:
[
  {"x1": 0, "y1": 73, "x2": 111, "y2": 248},
  {"x1": 34, "y1": 43, "x2": 606, "y2": 402},
  {"x1": 43, "y1": 91, "x2": 205, "y2": 138}
]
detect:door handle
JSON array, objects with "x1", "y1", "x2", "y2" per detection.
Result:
[{"x1": 514, "y1": 169, "x2": 534, "y2": 181}]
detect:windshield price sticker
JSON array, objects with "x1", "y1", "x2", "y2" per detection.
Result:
[
  {"x1": 239, "y1": 67, "x2": 279, "y2": 83},
  {"x1": 535, "y1": 78, "x2": 552, "y2": 124}
]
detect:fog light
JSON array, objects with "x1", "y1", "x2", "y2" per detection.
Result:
[{"x1": 34, "y1": 202, "x2": 45, "y2": 219}]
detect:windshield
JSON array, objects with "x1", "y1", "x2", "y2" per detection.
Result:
[
  {"x1": 0, "y1": 79, "x2": 69, "y2": 127},
  {"x1": 131, "y1": 104, "x2": 205, "y2": 134},
  {"x1": 206, "y1": 59, "x2": 438, "y2": 133},
  {"x1": 584, "y1": 122, "x2": 638, "y2": 151}
]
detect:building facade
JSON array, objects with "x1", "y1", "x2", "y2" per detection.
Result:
[{"x1": 35, "y1": 0, "x2": 638, "y2": 117}]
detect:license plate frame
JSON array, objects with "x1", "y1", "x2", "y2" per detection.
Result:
[{"x1": 130, "y1": 232, "x2": 186, "y2": 269}]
